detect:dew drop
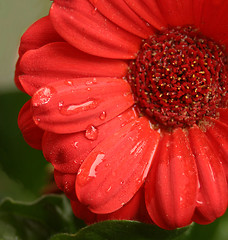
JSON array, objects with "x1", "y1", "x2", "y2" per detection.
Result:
[
  {"x1": 59, "y1": 99, "x2": 98, "y2": 116},
  {"x1": 64, "y1": 181, "x2": 70, "y2": 192},
  {"x1": 105, "y1": 163, "x2": 110, "y2": 167},
  {"x1": 64, "y1": 80, "x2": 74, "y2": 86},
  {"x1": 73, "y1": 142, "x2": 78, "y2": 149},
  {"x1": 99, "y1": 111, "x2": 106, "y2": 120},
  {"x1": 106, "y1": 186, "x2": 112, "y2": 192},
  {"x1": 88, "y1": 152, "x2": 105, "y2": 177},
  {"x1": 85, "y1": 81, "x2": 92, "y2": 86},
  {"x1": 33, "y1": 117, "x2": 41, "y2": 125},
  {"x1": 33, "y1": 87, "x2": 54, "y2": 107},
  {"x1": 86, "y1": 78, "x2": 97, "y2": 86},
  {"x1": 91, "y1": 7, "x2": 97, "y2": 15},
  {"x1": 120, "y1": 180, "x2": 125, "y2": 185},
  {"x1": 58, "y1": 101, "x2": 64, "y2": 108},
  {"x1": 87, "y1": 87, "x2": 91, "y2": 91},
  {"x1": 85, "y1": 125, "x2": 98, "y2": 140},
  {"x1": 77, "y1": 168, "x2": 82, "y2": 175}
]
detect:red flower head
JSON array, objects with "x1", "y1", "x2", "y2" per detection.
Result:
[{"x1": 16, "y1": 0, "x2": 228, "y2": 230}]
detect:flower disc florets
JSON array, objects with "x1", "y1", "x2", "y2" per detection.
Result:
[{"x1": 127, "y1": 26, "x2": 228, "y2": 128}]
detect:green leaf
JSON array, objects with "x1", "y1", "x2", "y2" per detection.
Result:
[
  {"x1": 0, "y1": 194, "x2": 85, "y2": 240},
  {"x1": 50, "y1": 220, "x2": 192, "y2": 240}
]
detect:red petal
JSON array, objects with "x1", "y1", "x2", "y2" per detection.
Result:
[
  {"x1": 124, "y1": 0, "x2": 167, "y2": 30},
  {"x1": 197, "y1": 0, "x2": 228, "y2": 43},
  {"x1": 192, "y1": 0, "x2": 206, "y2": 28},
  {"x1": 18, "y1": 100, "x2": 44, "y2": 150},
  {"x1": 217, "y1": 108, "x2": 228, "y2": 125},
  {"x1": 15, "y1": 16, "x2": 63, "y2": 93},
  {"x1": 204, "y1": 119, "x2": 228, "y2": 180},
  {"x1": 76, "y1": 117, "x2": 160, "y2": 214},
  {"x1": 42, "y1": 107, "x2": 138, "y2": 173},
  {"x1": 97, "y1": 187, "x2": 144, "y2": 222},
  {"x1": 19, "y1": 42, "x2": 128, "y2": 96},
  {"x1": 54, "y1": 169, "x2": 77, "y2": 200},
  {"x1": 145, "y1": 128, "x2": 198, "y2": 230},
  {"x1": 71, "y1": 198, "x2": 97, "y2": 225},
  {"x1": 32, "y1": 77, "x2": 134, "y2": 133},
  {"x1": 188, "y1": 125, "x2": 227, "y2": 224},
  {"x1": 131, "y1": 0, "x2": 194, "y2": 27},
  {"x1": 50, "y1": 0, "x2": 141, "y2": 59},
  {"x1": 15, "y1": 59, "x2": 26, "y2": 93},
  {"x1": 19, "y1": 16, "x2": 63, "y2": 57},
  {"x1": 88, "y1": 0, "x2": 154, "y2": 38},
  {"x1": 71, "y1": 187, "x2": 148, "y2": 224}
]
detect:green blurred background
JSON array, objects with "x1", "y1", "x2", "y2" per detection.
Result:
[
  {"x1": 0, "y1": 0, "x2": 51, "y2": 201},
  {"x1": 0, "y1": 1, "x2": 228, "y2": 239}
]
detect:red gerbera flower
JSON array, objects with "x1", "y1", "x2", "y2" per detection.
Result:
[{"x1": 16, "y1": 0, "x2": 228, "y2": 230}]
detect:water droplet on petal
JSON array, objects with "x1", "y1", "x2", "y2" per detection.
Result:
[
  {"x1": 85, "y1": 125, "x2": 98, "y2": 140},
  {"x1": 91, "y1": 7, "x2": 97, "y2": 15},
  {"x1": 64, "y1": 80, "x2": 74, "y2": 86},
  {"x1": 86, "y1": 80, "x2": 93, "y2": 86},
  {"x1": 99, "y1": 111, "x2": 106, "y2": 120},
  {"x1": 77, "y1": 168, "x2": 82, "y2": 175},
  {"x1": 33, "y1": 117, "x2": 41, "y2": 125},
  {"x1": 64, "y1": 181, "x2": 70, "y2": 193},
  {"x1": 59, "y1": 99, "x2": 98, "y2": 115},
  {"x1": 33, "y1": 87, "x2": 54, "y2": 107},
  {"x1": 58, "y1": 101, "x2": 64, "y2": 108},
  {"x1": 106, "y1": 186, "x2": 112, "y2": 192},
  {"x1": 87, "y1": 87, "x2": 91, "y2": 91},
  {"x1": 73, "y1": 142, "x2": 78, "y2": 149},
  {"x1": 88, "y1": 152, "x2": 105, "y2": 177},
  {"x1": 120, "y1": 180, "x2": 125, "y2": 185}
]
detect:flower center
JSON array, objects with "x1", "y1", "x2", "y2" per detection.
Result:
[{"x1": 127, "y1": 26, "x2": 228, "y2": 129}]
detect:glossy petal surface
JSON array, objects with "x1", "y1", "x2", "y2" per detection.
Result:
[
  {"x1": 97, "y1": 188, "x2": 144, "y2": 222},
  {"x1": 88, "y1": 0, "x2": 154, "y2": 38},
  {"x1": 217, "y1": 108, "x2": 228, "y2": 125},
  {"x1": 145, "y1": 128, "x2": 198, "y2": 229},
  {"x1": 198, "y1": 0, "x2": 228, "y2": 43},
  {"x1": 76, "y1": 117, "x2": 160, "y2": 214},
  {"x1": 50, "y1": 0, "x2": 141, "y2": 59},
  {"x1": 18, "y1": 100, "x2": 44, "y2": 150},
  {"x1": 42, "y1": 108, "x2": 138, "y2": 174},
  {"x1": 189, "y1": 125, "x2": 227, "y2": 224},
  {"x1": 19, "y1": 16, "x2": 63, "y2": 56},
  {"x1": 15, "y1": 16, "x2": 63, "y2": 92},
  {"x1": 32, "y1": 77, "x2": 134, "y2": 133},
  {"x1": 156, "y1": 0, "x2": 194, "y2": 26},
  {"x1": 205, "y1": 118, "x2": 228, "y2": 179},
  {"x1": 19, "y1": 42, "x2": 128, "y2": 96},
  {"x1": 124, "y1": 0, "x2": 167, "y2": 30}
]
